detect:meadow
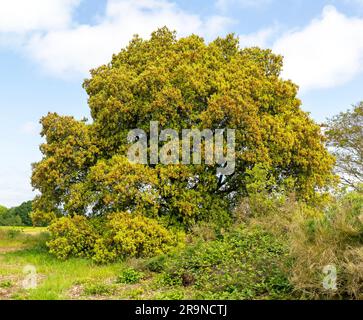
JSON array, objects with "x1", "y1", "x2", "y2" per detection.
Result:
[
  {"x1": 0, "y1": 223, "x2": 291, "y2": 300},
  {"x1": 1, "y1": 187, "x2": 362, "y2": 301},
  {"x1": 0, "y1": 226, "x2": 186, "y2": 300}
]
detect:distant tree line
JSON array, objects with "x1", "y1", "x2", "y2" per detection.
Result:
[{"x1": 0, "y1": 201, "x2": 32, "y2": 226}]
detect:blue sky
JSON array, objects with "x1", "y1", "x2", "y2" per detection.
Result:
[{"x1": 1, "y1": 0, "x2": 363, "y2": 207}]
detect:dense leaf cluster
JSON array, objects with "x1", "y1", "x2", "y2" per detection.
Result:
[{"x1": 31, "y1": 28, "x2": 335, "y2": 227}]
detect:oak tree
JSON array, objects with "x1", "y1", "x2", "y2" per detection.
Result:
[{"x1": 31, "y1": 28, "x2": 335, "y2": 227}]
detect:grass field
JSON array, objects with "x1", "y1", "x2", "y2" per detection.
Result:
[
  {"x1": 0, "y1": 226, "x2": 196, "y2": 300},
  {"x1": 0, "y1": 226, "x2": 47, "y2": 235}
]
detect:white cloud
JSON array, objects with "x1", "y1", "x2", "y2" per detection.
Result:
[
  {"x1": 273, "y1": 6, "x2": 363, "y2": 92},
  {"x1": 0, "y1": 0, "x2": 80, "y2": 33},
  {"x1": 239, "y1": 26, "x2": 278, "y2": 48},
  {"x1": 204, "y1": 15, "x2": 237, "y2": 37},
  {"x1": 2, "y1": 1, "x2": 363, "y2": 94},
  {"x1": 24, "y1": 0, "x2": 233, "y2": 77}
]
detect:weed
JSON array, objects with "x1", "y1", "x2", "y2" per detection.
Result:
[{"x1": 117, "y1": 268, "x2": 144, "y2": 285}]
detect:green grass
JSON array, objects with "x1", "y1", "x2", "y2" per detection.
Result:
[
  {"x1": 4, "y1": 250, "x2": 122, "y2": 299},
  {"x1": 0, "y1": 227, "x2": 48, "y2": 252},
  {"x1": 0, "y1": 227, "x2": 177, "y2": 300},
  {"x1": 0, "y1": 227, "x2": 120, "y2": 299},
  {"x1": 0, "y1": 226, "x2": 47, "y2": 234},
  {"x1": 0, "y1": 224, "x2": 293, "y2": 300}
]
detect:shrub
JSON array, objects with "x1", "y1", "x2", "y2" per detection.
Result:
[
  {"x1": 47, "y1": 213, "x2": 178, "y2": 263},
  {"x1": 47, "y1": 215, "x2": 99, "y2": 260},
  {"x1": 146, "y1": 255, "x2": 167, "y2": 273},
  {"x1": 117, "y1": 268, "x2": 144, "y2": 284},
  {"x1": 92, "y1": 238, "x2": 117, "y2": 264},
  {"x1": 237, "y1": 188, "x2": 363, "y2": 299},
  {"x1": 156, "y1": 225, "x2": 292, "y2": 299},
  {"x1": 92, "y1": 212, "x2": 177, "y2": 264}
]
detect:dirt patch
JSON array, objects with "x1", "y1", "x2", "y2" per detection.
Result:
[
  {"x1": 0, "y1": 275, "x2": 21, "y2": 300},
  {"x1": 0, "y1": 273, "x2": 47, "y2": 300},
  {"x1": 0, "y1": 247, "x2": 25, "y2": 254},
  {"x1": 67, "y1": 284, "x2": 84, "y2": 299}
]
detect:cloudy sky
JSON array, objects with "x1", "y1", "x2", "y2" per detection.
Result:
[{"x1": 1, "y1": 0, "x2": 363, "y2": 207}]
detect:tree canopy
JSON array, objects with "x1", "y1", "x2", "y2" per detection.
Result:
[
  {"x1": 0, "y1": 201, "x2": 32, "y2": 226},
  {"x1": 326, "y1": 102, "x2": 363, "y2": 189},
  {"x1": 0, "y1": 205, "x2": 7, "y2": 215},
  {"x1": 31, "y1": 28, "x2": 335, "y2": 227}
]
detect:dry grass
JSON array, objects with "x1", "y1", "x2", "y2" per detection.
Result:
[
  {"x1": 235, "y1": 190, "x2": 363, "y2": 300},
  {"x1": 288, "y1": 198, "x2": 363, "y2": 299}
]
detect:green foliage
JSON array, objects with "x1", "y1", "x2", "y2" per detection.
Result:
[
  {"x1": 156, "y1": 225, "x2": 292, "y2": 299},
  {"x1": 0, "y1": 212, "x2": 22, "y2": 226},
  {"x1": 0, "y1": 205, "x2": 7, "y2": 215},
  {"x1": 240, "y1": 164, "x2": 288, "y2": 217},
  {"x1": 1, "y1": 187, "x2": 361, "y2": 300},
  {"x1": 326, "y1": 102, "x2": 363, "y2": 189},
  {"x1": 31, "y1": 209, "x2": 57, "y2": 227},
  {"x1": 146, "y1": 255, "x2": 167, "y2": 272},
  {"x1": 92, "y1": 213, "x2": 176, "y2": 264},
  {"x1": 0, "y1": 202, "x2": 33, "y2": 226},
  {"x1": 31, "y1": 113, "x2": 98, "y2": 216},
  {"x1": 47, "y1": 216, "x2": 99, "y2": 260},
  {"x1": 47, "y1": 213, "x2": 176, "y2": 263},
  {"x1": 117, "y1": 268, "x2": 144, "y2": 284},
  {"x1": 66, "y1": 155, "x2": 160, "y2": 217},
  {"x1": 31, "y1": 28, "x2": 335, "y2": 228},
  {"x1": 238, "y1": 187, "x2": 363, "y2": 299},
  {"x1": 7, "y1": 201, "x2": 33, "y2": 226},
  {"x1": 20, "y1": 28, "x2": 363, "y2": 301}
]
